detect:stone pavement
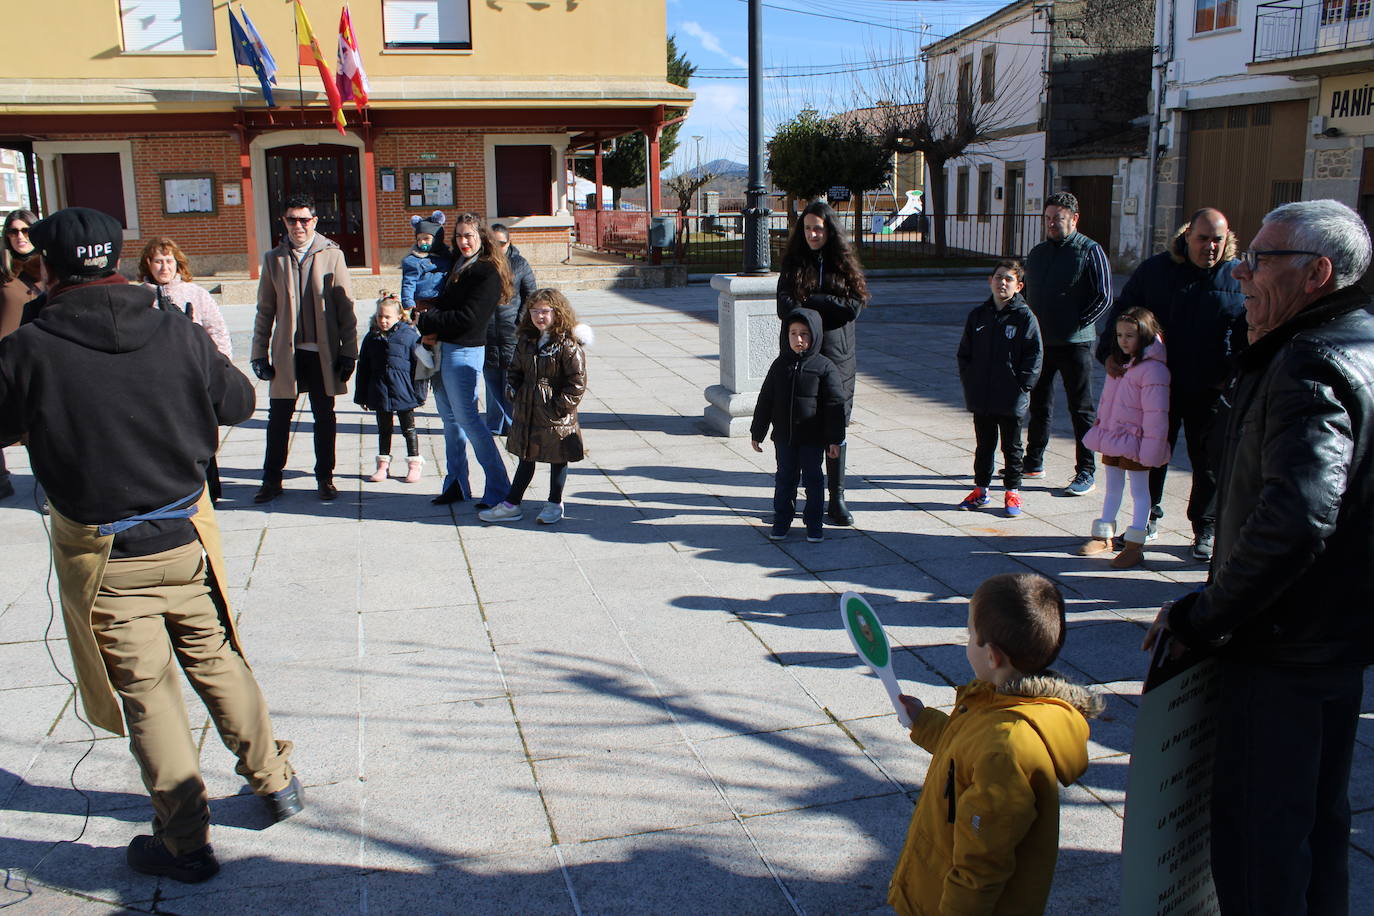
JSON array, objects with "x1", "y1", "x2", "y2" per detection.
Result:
[{"x1": 1, "y1": 277, "x2": 1370, "y2": 914}]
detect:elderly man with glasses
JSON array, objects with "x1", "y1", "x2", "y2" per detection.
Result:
[
  {"x1": 1145, "y1": 199, "x2": 1374, "y2": 915},
  {"x1": 249, "y1": 193, "x2": 358, "y2": 502}
]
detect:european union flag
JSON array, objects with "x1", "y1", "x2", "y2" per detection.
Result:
[{"x1": 228, "y1": 6, "x2": 275, "y2": 107}]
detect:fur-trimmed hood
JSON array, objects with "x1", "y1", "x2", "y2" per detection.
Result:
[
  {"x1": 1169, "y1": 219, "x2": 1239, "y2": 266},
  {"x1": 999, "y1": 670, "x2": 1105, "y2": 718}
]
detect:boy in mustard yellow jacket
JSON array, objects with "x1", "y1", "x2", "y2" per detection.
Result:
[{"x1": 889, "y1": 573, "x2": 1102, "y2": 916}]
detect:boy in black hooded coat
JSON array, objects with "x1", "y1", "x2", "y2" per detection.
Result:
[{"x1": 751, "y1": 308, "x2": 845, "y2": 541}]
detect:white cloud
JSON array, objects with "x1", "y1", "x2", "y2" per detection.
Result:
[{"x1": 681, "y1": 20, "x2": 748, "y2": 69}]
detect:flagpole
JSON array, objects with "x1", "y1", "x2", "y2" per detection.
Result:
[{"x1": 293, "y1": 2, "x2": 304, "y2": 118}]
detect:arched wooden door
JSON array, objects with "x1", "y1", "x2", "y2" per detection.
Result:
[{"x1": 265, "y1": 144, "x2": 365, "y2": 265}]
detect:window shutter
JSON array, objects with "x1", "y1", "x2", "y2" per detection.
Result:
[
  {"x1": 120, "y1": 0, "x2": 215, "y2": 52},
  {"x1": 383, "y1": 0, "x2": 472, "y2": 47}
]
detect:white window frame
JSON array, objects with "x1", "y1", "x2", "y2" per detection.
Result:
[
  {"x1": 32, "y1": 140, "x2": 141, "y2": 239},
  {"x1": 483, "y1": 133, "x2": 573, "y2": 227},
  {"x1": 382, "y1": 0, "x2": 473, "y2": 50},
  {"x1": 119, "y1": 0, "x2": 216, "y2": 54}
]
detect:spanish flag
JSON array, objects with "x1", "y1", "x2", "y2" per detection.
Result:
[{"x1": 294, "y1": 0, "x2": 346, "y2": 134}]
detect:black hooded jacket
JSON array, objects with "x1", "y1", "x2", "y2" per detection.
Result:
[
  {"x1": 957, "y1": 293, "x2": 1043, "y2": 418},
  {"x1": 0, "y1": 278, "x2": 254, "y2": 557},
  {"x1": 776, "y1": 253, "x2": 865, "y2": 422},
  {"x1": 751, "y1": 308, "x2": 845, "y2": 448}
]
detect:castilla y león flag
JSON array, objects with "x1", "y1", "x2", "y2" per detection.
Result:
[
  {"x1": 294, "y1": 0, "x2": 346, "y2": 133},
  {"x1": 337, "y1": 5, "x2": 371, "y2": 110}
]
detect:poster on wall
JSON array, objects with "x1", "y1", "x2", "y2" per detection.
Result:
[
  {"x1": 162, "y1": 174, "x2": 216, "y2": 215},
  {"x1": 406, "y1": 169, "x2": 456, "y2": 208}
]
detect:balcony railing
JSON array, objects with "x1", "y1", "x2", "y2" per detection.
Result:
[{"x1": 1253, "y1": 0, "x2": 1374, "y2": 62}]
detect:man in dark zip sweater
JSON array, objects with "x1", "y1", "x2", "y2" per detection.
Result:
[
  {"x1": 0, "y1": 208, "x2": 301, "y2": 884},
  {"x1": 1022, "y1": 192, "x2": 1112, "y2": 497}
]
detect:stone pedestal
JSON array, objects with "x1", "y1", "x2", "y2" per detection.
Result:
[{"x1": 703, "y1": 272, "x2": 779, "y2": 436}]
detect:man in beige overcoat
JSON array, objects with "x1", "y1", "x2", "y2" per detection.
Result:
[
  {"x1": 250, "y1": 193, "x2": 357, "y2": 502},
  {"x1": 0, "y1": 207, "x2": 301, "y2": 884}
]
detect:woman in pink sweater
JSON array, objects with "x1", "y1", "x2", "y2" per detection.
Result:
[{"x1": 1080, "y1": 307, "x2": 1171, "y2": 568}]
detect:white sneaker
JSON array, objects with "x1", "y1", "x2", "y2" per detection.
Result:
[
  {"x1": 478, "y1": 501, "x2": 524, "y2": 523},
  {"x1": 537, "y1": 502, "x2": 564, "y2": 525}
]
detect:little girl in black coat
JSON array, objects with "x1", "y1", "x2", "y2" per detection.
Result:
[{"x1": 355, "y1": 294, "x2": 425, "y2": 483}]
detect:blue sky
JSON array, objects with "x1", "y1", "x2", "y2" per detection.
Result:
[{"x1": 666, "y1": 0, "x2": 1008, "y2": 170}]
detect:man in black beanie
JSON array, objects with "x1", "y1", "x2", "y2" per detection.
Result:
[{"x1": 0, "y1": 207, "x2": 302, "y2": 884}]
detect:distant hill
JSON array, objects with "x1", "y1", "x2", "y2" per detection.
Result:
[{"x1": 687, "y1": 158, "x2": 747, "y2": 179}]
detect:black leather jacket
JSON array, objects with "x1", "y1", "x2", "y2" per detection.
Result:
[{"x1": 1168, "y1": 285, "x2": 1374, "y2": 666}]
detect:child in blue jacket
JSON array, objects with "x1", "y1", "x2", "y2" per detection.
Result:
[
  {"x1": 400, "y1": 211, "x2": 451, "y2": 317},
  {"x1": 956, "y1": 260, "x2": 1043, "y2": 517},
  {"x1": 355, "y1": 294, "x2": 425, "y2": 483}
]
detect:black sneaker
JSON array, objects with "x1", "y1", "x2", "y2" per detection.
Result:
[
  {"x1": 264, "y1": 774, "x2": 305, "y2": 822},
  {"x1": 126, "y1": 835, "x2": 220, "y2": 884},
  {"x1": 1191, "y1": 532, "x2": 1214, "y2": 561}
]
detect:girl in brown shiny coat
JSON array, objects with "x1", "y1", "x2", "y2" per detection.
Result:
[{"x1": 478, "y1": 288, "x2": 590, "y2": 526}]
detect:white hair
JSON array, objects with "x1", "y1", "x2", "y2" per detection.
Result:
[{"x1": 1263, "y1": 199, "x2": 1372, "y2": 290}]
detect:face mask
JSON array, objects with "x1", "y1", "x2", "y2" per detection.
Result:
[{"x1": 416, "y1": 242, "x2": 431, "y2": 252}]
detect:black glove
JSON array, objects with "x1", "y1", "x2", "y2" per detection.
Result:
[
  {"x1": 336, "y1": 356, "x2": 356, "y2": 385},
  {"x1": 250, "y1": 358, "x2": 274, "y2": 381}
]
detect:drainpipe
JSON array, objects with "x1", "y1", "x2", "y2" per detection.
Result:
[{"x1": 1145, "y1": 0, "x2": 1177, "y2": 252}]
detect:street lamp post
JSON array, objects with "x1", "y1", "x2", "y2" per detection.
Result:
[
  {"x1": 692, "y1": 134, "x2": 704, "y2": 231},
  {"x1": 741, "y1": 0, "x2": 771, "y2": 275}
]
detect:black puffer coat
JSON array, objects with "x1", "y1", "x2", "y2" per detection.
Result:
[
  {"x1": 957, "y1": 293, "x2": 1043, "y2": 418},
  {"x1": 1167, "y1": 286, "x2": 1374, "y2": 667},
  {"x1": 485, "y1": 244, "x2": 537, "y2": 372},
  {"x1": 751, "y1": 308, "x2": 846, "y2": 447},
  {"x1": 1095, "y1": 225, "x2": 1247, "y2": 395},
  {"x1": 777, "y1": 255, "x2": 865, "y2": 423},
  {"x1": 354, "y1": 320, "x2": 422, "y2": 413}
]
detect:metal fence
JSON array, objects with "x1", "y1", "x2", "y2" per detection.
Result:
[
  {"x1": 573, "y1": 207, "x2": 1041, "y2": 270},
  {"x1": 1254, "y1": 0, "x2": 1374, "y2": 61}
]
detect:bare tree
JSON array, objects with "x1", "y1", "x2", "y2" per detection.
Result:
[
  {"x1": 854, "y1": 40, "x2": 1044, "y2": 257},
  {"x1": 665, "y1": 168, "x2": 719, "y2": 217}
]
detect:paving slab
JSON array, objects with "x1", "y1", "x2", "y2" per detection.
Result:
[{"x1": 2, "y1": 276, "x2": 1370, "y2": 912}]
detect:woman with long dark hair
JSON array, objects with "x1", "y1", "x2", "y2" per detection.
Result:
[
  {"x1": 776, "y1": 200, "x2": 869, "y2": 525},
  {"x1": 0, "y1": 208, "x2": 43, "y2": 500},
  {"x1": 417, "y1": 212, "x2": 514, "y2": 507}
]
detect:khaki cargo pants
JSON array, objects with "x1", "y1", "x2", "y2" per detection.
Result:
[{"x1": 90, "y1": 540, "x2": 293, "y2": 855}]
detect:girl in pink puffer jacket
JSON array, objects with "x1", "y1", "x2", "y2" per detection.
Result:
[{"x1": 1080, "y1": 307, "x2": 1171, "y2": 568}]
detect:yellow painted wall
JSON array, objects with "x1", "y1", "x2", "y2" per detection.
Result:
[{"x1": 0, "y1": 0, "x2": 666, "y2": 81}]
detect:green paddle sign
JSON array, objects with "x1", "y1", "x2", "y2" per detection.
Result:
[{"x1": 840, "y1": 592, "x2": 911, "y2": 726}]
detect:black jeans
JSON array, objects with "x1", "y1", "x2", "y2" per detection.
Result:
[
  {"x1": 506, "y1": 459, "x2": 567, "y2": 505},
  {"x1": 1210, "y1": 659, "x2": 1363, "y2": 915},
  {"x1": 971, "y1": 414, "x2": 1024, "y2": 489},
  {"x1": 263, "y1": 351, "x2": 336, "y2": 485},
  {"x1": 376, "y1": 409, "x2": 418, "y2": 457},
  {"x1": 773, "y1": 442, "x2": 824, "y2": 533},
  {"x1": 1026, "y1": 343, "x2": 1096, "y2": 477},
  {"x1": 1148, "y1": 390, "x2": 1221, "y2": 536}
]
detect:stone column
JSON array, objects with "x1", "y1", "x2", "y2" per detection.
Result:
[{"x1": 703, "y1": 273, "x2": 779, "y2": 436}]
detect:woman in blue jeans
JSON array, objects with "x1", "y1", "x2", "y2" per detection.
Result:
[{"x1": 416, "y1": 213, "x2": 513, "y2": 506}]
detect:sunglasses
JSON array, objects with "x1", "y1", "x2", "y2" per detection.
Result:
[
  {"x1": 5, "y1": 226, "x2": 29, "y2": 236},
  {"x1": 283, "y1": 216, "x2": 315, "y2": 225}
]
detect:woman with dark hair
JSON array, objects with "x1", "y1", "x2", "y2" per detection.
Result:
[
  {"x1": 776, "y1": 200, "x2": 869, "y2": 525},
  {"x1": 1, "y1": 209, "x2": 42, "y2": 338},
  {"x1": 417, "y1": 212, "x2": 514, "y2": 507},
  {"x1": 0, "y1": 208, "x2": 43, "y2": 499}
]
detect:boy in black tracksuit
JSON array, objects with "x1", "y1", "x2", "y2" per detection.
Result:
[
  {"x1": 751, "y1": 308, "x2": 845, "y2": 542},
  {"x1": 956, "y1": 260, "x2": 1043, "y2": 517}
]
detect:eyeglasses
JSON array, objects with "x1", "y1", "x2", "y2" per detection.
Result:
[
  {"x1": 5, "y1": 226, "x2": 29, "y2": 236},
  {"x1": 528, "y1": 308, "x2": 554, "y2": 318},
  {"x1": 283, "y1": 216, "x2": 315, "y2": 225},
  {"x1": 1240, "y1": 249, "x2": 1323, "y2": 270}
]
